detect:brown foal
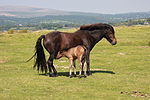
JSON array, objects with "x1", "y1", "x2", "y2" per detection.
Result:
[{"x1": 56, "y1": 45, "x2": 87, "y2": 78}]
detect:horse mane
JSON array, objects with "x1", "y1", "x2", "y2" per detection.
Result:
[{"x1": 80, "y1": 23, "x2": 114, "y2": 33}]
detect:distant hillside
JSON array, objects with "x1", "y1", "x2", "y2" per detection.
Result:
[
  {"x1": 0, "y1": 5, "x2": 70, "y2": 17},
  {"x1": 0, "y1": 5, "x2": 150, "y2": 31},
  {"x1": 0, "y1": 5, "x2": 150, "y2": 20}
]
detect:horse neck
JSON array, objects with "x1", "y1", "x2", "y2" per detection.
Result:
[{"x1": 90, "y1": 30, "x2": 105, "y2": 43}]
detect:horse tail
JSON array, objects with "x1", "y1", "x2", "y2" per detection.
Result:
[{"x1": 33, "y1": 35, "x2": 47, "y2": 73}]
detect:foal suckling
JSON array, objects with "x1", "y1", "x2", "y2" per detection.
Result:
[
  {"x1": 31, "y1": 23, "x2": 117, "y2": 77},
  {"x1": 56, "y1": 45, "x2": 87, "y2": 78}
]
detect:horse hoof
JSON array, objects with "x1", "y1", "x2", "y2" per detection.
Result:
[
  {"x1": 69, "y1": 76, "x2": 73, "y2": 78},
  {"x1": 87, "y1": 71, "x2": 92, "y2": 76},
  {"x1": 73, "y1": 74, "x2": 77, "y2": 77},
  {"x1": 49, "y1": 73, "x2": 54, "y2": 77},
  {"x1": 54, "y1": 73, "x2": 58, "y2": 77},
  {"x1": 81, "y1": 71, "x2": 84, "y2": 75},
  {"x1": 84, "y1": 75, "x2": 87, "y2": 78}
]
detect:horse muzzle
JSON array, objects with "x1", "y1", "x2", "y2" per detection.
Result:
[{"x1": 111, "y1": 39, "x2": 117, "y2": 45}]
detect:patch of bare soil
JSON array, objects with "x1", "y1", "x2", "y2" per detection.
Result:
[{"x1": 120, "y1": 91, "x2": 150, "y2": 98}]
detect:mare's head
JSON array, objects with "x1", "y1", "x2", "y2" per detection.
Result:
[
  {"x1": 103, "y1": 24, "x2": 117, "y2": 45},
  {"x1": 80, "y1": 23, "x2": 117, "y2": 45}
]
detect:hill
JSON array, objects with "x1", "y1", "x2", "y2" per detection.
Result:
[
  {"x1": 0, "y1": 5, "x2": 150, "y2": 31},
  {"x1": 0, "y1": 5, "x2": 150, "y2": 21},
  {"x1": 0, "y1": 5, "x2": 70, "y2": 17}
]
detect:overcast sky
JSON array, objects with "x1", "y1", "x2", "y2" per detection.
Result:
[{"x1": 0, "y1": 0, "x2": 150, "y2": 14}]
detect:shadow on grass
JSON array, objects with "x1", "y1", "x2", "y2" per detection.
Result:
[
  {"x1": 39, "y1": 70, "x2": 115, "y2": 77},
  {"x1": 91, "y1": 70, "x2": 115, "y2": 74}
]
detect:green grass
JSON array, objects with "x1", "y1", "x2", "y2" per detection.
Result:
[{"x1": 0, "y1": 26, "x2": 150, "y2": 100}]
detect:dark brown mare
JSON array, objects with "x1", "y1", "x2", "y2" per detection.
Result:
[{"x1": 33, "y1": 23, "x2": 117, "y2": 77}]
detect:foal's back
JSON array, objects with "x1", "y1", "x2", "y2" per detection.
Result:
[{"x1": 56, "y1": 45, "x2": 86, "y2": 60}]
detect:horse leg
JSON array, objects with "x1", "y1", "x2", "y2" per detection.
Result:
[
  {"x1": 51, "y1": 65, "x2": 58, "y2": 77},
  {"x1": 48, "y1": 54, "x2": 58, "y2": 77},
  {"x1": 81, "y1": 68, "x2": 84, "y2": 75},
  {"x1": 44, "y1": 64, "x2": 48, "y2": 75},
  {"x1": 69, "y1": 58, "x2": 73, "y2": 78},
  {"x1": 47, "y1": 61, "x2": 53, "y2": 77},
  {"x1": 81, "y1": 56, "x2": 85, "y2": 75},
  {"x1": 78, "y1": 56, "x2": 84, "y2": 78},
  {"x1": 84, "y1": 65, "x2": 87, "y2": 78},
  {"x1": 86, "y1": 50, "x2": 92, "y2": 76},
  {"x1": 73, "y1": 60, "x2": 76, "y2": 77},
  {"x1": 78, "y1": 62, "x2": 82, "y2": 78},
  {"x1": 82, "y1": 58, "x2": 87, "y2": 78}
]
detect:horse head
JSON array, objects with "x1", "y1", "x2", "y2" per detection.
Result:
[
  {"x1": 80, "y1": 23, "x2": 117, "y2": 45},
  {"x1": 103, "y1": 26, "x2": 117, "y2": 45}
]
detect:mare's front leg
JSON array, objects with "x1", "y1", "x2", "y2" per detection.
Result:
[
  {"x1": 47, "y1": 54, "x2": 58, "y2": 77},
  {"x1": 86, "y1": 50, "x2": 92, "y2": 76}
]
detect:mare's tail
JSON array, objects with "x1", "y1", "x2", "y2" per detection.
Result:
[{"x1": 33, "y1": 35, "x2": 47, "y2": 73}]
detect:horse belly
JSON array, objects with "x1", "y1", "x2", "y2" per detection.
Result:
[{"x1": 60, "y1": 38, "x2": 82, "y2": 51}]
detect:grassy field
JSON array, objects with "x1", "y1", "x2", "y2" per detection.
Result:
[{"x1": 0, "y1": 26, "x2": 150, "y2": 100}]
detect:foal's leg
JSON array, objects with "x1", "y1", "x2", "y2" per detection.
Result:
[
  {"x1": 83, "y1": 62, "x2": 87, "y2": 78},
  {"x1": 78, "y1": 62, "x2": 83, "y2": 78},
  {"x1": 69, "y1": 58, "x2": 73, "y2": 78},
  {"x1": 78, "y1": 57, "x2": 83, "y2": 78},
  {"x1": 73, "y1": 60, "x2": 77, "y2": 77},
  {"x1": 81, "y1": 58, "x2": 87, "y2": 78}
]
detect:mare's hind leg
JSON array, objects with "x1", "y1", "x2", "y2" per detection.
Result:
[
  {"x1": 47, "y1": 54, "x2": 58, "y2": 77},
  {"x1": 47, "y1": 61, "x2": 53, "y2": 77}
]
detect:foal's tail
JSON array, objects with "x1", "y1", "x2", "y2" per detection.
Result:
[{"x1": 33, "y1": 35, "x2": 47, "y2": 73}]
